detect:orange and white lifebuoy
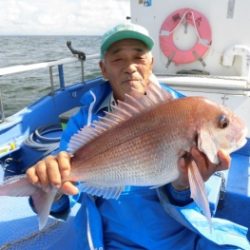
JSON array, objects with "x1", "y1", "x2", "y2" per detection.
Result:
[{"x1": 159, "y1": 8, "x2": 212, "y2": 65}]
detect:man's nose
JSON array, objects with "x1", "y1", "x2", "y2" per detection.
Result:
[{"x1": 125, "y1": 63, "x2": 137, "y2": 74}]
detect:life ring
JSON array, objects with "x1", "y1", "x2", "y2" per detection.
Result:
[{"x1": 159, "y1": 8, "x2": 212, "y2": 65}]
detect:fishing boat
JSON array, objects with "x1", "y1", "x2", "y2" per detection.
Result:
[{"x1": 0, "y1": 0, "x2": 249, "y2": 249}]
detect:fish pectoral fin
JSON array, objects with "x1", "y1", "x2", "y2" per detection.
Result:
[
  {"x1": 198, "y1": 128, "x2": 219, "y2": 164},
  {"x1": 31, "y1": 188, "x2": 58, "y2": 230},
  {"x1": 188, "y1": 160, "x2": 212, "y2": 228},
  {"x1": 79, "y1": 183, "x2": 124, "y2": 199}
]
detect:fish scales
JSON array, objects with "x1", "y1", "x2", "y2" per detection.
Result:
[{"x1": 70, "y1": 98, "x2": 198, "y2": 186}]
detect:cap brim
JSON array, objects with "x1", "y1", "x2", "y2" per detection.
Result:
[{"x1": 101, "y1": 30, "x2": 154, "y2": 58}]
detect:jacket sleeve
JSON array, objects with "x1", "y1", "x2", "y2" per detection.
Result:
[
  {"x1": 157, "y1": 185, "x2": 250, "y2": 249},
  {"x1": 60, "y1": 107, "x2": 89, "y2": 151}
]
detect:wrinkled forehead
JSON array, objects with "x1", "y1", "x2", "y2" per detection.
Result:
[{"x1": 106, "y1": 39, "x2": 150, "y2": 56}]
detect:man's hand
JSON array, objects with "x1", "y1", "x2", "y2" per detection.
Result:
[
  {"x1": 172, "y1": 147, "x2": 231, "y2": 191},
  {"x1": 26, "y1": 151, "x2": 78, "y2": 195}
]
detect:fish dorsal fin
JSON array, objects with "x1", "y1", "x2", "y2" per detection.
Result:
[
  {"x1": 123, "y1": 83, "x2": 173, "y2": 109},
  {"x1": 68, "y1": 82, "x2": 173, "y2": 153}
]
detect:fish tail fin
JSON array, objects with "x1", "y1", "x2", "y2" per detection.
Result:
[
  {"x1": 31, "y1": 188, "x2": 58, "y2": 230},
  {"x1": 0, "y1": 175, "x2": 56, "y2": 230},
  {"x1": 188, "y1": 160, "x2": 212, "y2": 231},
  {"x1": 0, "y1": 174, "x2": 38, "y2": 196}
]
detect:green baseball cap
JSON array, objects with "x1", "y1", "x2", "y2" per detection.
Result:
[{"x1": 100, "y1": 22, "x2": 154, "y2": 58}]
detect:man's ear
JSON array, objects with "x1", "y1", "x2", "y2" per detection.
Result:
[
  {"x1": 99, "y1": 60, "x2": 108, "y2": 79},
  {"x1": 151, "y1": 56, "x2": 154, "y2": 66},
  {"x1": 149, "y1": 57, "x2": 154, "y2": 75}
]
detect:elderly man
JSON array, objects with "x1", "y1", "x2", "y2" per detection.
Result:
[{"x1": 27, "y1": 23, "x2": 248, "y2": 249}]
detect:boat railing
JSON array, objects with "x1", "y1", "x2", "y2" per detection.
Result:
[
  {"x1": 0, "y1": 54, "x2": 99, "y2": 87},
  {"x1": 158, "y1": 74, "x2": 250, "y2": 95},
  {"x1": 0, "y1": 54, "x2": 99, "y2": 122},
  {"x1": 158, "y1": 45, "x2": 250, "y2": 95}
]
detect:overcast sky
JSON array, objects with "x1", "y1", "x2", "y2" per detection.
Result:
[{"x1": 0, "y1": 0, "x2": 130, "y2": 35}]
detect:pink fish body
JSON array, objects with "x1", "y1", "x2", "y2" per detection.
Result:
[
  {"x1": 69, "y1": 86, "x2": 247, "y2": 190},
  {"x1": 0, "y1": 84, "x2": 247, "y2": 229}
]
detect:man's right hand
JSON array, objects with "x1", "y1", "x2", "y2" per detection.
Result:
[{"x1": 26, "y1": 151, "x2": 79, "y2": 195}]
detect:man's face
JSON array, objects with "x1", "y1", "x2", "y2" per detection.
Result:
[{"x1": 100, "y1": 39, "x2": 154, "y2": 101}]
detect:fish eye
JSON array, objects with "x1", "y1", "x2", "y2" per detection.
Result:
[{"x1": 218, "y1": 114, "x2": 229, "y2": 129}]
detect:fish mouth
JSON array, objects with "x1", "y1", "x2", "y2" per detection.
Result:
[{"x1": 229, "y1": 124, "x2": 248, "y2": 152}]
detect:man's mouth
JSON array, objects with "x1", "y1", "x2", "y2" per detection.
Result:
[{"x1": 122, "y1": 79, "x2": 141, "y2": 85}]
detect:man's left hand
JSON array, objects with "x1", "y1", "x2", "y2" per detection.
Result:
[{"x1": 172, "y1": 147, "x2": 231, "y2": 191}]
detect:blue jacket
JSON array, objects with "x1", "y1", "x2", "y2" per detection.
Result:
[{"x1": 55, "y1": 81, "x2": 249, "y2": 250}]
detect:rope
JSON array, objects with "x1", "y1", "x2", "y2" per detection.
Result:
[
  {"x1": 169, "y1": 9, "x2": 210, "y2": 48},
  {"x1": 24, "y1": 124, "x2": 62, "y2": 156}
]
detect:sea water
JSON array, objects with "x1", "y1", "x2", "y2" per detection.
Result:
[{"x1": 0, "y1": 35, "x2": 101, "y2": 117}]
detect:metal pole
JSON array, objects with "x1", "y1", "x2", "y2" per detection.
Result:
[
  {"x1": 81, "y1": 60, "x2": 84, "y2": 83},
  {"x1": 0, "y1": 90, "x2": 5, "y2": 122},
  {"x1": 49, "y1": 66, "x2": 55, "y2": 95},
  {"x1": 58, "y1": 65, "x2": 65, "y2": 89}
]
